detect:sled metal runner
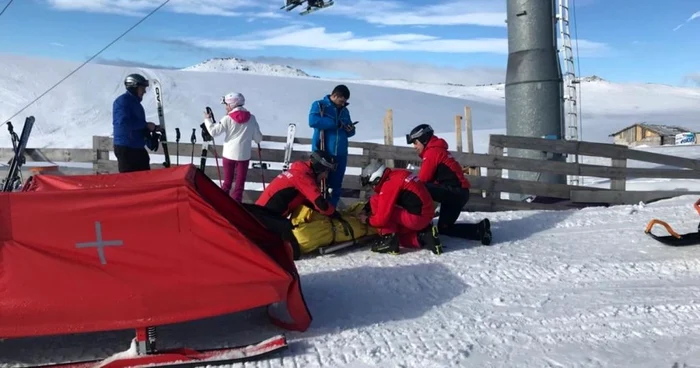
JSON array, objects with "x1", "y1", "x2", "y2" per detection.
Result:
[
  {"x1": 36, "y1": 327, "x2": 288, "y2": 368},
  {"x1": 644, "y1": 199, "x2": 700, "y2": 246}
]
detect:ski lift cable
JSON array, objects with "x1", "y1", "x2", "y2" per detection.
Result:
[
  {"x1": 0, "y1": 0, "x2": 14, "y2": 18},
  {"x1": 0, "y1": 0, "x2": 172, "y2": 127}
]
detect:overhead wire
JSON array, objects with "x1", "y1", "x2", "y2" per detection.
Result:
[
  {"x1": 0, "y1": 0, "x2": 14, "y2": 18},
  {"x1": 1, "y1": 0, "x2": 172, "y2": 127}
]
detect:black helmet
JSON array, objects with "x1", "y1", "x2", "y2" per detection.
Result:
[
  {"x1": 310, "y1": 150, "x2": 337, "y2": 174},
  {"x1": 406, "y1": 124, "x2": 434, "y2": 145},
  {"x1": 124, "y1": 73, "x2": 149, "y2": 91}
]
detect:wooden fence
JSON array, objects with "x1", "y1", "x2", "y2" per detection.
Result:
[{"x1": 4, "y1": 132, "x2": 700, "y2": 212}]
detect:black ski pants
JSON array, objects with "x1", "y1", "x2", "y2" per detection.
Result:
[
  {"x1": 242, "y1": 203, "x2": 302, "y2": 261},
  {"x1": 114, "y1": 145, "x2": 150, "y2": 173},
  {"x1": 425, "y1": 183, "x2": 481, "y2": 240}
]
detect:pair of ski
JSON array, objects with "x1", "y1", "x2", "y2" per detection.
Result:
[
  {"x1": 280, "y1": 0, "x2": 334, "y2": 15},
  {"x1": 1, "y1": 116, "x2": 34, "y2": 192},
  {"x1": 152, "y1": 81, "x2": 220, "y2": 181},
  {"x1": 151, "y1": 80, "x2": 171, "y2": 169}
]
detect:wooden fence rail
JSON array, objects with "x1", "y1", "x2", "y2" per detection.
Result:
[{"x1": 3, "y1": 133, "x2": 700, "y2": 212}]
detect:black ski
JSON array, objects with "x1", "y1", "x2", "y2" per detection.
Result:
[
  {"x1": 2, "y1": 116, "x2": 34, "y2": 192},
  {"x1": 152, "y1": 79, "x2": 171, "y2": 168},
  {"x1": 199, "y1": 122, "x2": 212, "y2": 173},
  {"x1": 175, "y1": 127, "x2": 181, "y2": 165},
  {"x1": 190, "y1": 128, "x2": 196, "y2": 165}
]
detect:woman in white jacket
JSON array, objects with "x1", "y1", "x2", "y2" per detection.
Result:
[{"x1": 203, "y1": 92, "x2": 263, "y2": 202}]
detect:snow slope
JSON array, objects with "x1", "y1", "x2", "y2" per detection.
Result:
[
  {"x1": 346, "y1": 76, "x2": 700, "y2": 144},
  {"x1": 182, "y1": 57, "x2": 314, "y2": 78},
  {"x1": 1, "y1": 53, "x2": 699, "y2": 150},
  {"x1": 3, "y1": 194, "x2": 700, "y2": 367},
  {"x1": 0, "y1": 53, "x2": 499, "y2": 149}
]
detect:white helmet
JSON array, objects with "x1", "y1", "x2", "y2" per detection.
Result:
[
  {"x1": 360, "y1": 159, "x2": 386, "y2": 187},
  {"x1": 222, "y1": 92, "x2": 245, "y2": 107}
]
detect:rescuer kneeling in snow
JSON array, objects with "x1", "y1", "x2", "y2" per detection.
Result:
[
  {"x1": 254, "y1": 150, "x2": 344, "y2": 259},
  {"x1": 406, "y1": 123, "x2": 492, "y2": 245},
  {"x1": 357, "y1": 160, "x2": 442, "y2": 255}
]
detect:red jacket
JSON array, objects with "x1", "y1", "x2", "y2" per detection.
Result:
[
  {"x1": 418, "y1": 135, "x2": 470, "y2": 189},
  {"x1": 368, "y1": 168, "x2": 434, "y2": 228},
  {"x1": 256, "y1": 161, "x2": 335, "y2": 217}
]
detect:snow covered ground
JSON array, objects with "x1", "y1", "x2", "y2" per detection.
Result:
[
  {"x1": 2, "y1": 53, "x2": 700, "y2": 367},
  {"x1": 3, "y1": 194, "x2": 700, "y2": 367}
]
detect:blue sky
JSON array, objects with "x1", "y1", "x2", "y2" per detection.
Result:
[{"x1": 0, "y1": 0, "x2": 698, "y2": 86}]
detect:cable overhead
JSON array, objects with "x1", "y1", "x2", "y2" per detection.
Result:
[
  {"x1": 0, "y1": 0, "x2": 14, "y2": 18},
  {"x1": 1, "y1": 0, "x2": 171, "y2": 127}
]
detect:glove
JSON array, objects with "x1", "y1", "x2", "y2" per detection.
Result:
[{"x1": 146, "y1": 131, "x2": 161, "y2": 152}]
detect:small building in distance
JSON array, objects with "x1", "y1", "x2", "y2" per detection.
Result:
[{"x1": 609, "y1": 123, "x2": 696, "y2": 147}]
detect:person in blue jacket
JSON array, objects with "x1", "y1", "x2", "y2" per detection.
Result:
[
  {"x1": 112, "y1": 73, "x2": 160, "y2": 173},
  {"x1": 309, "y1": 84, "x2": 355, "y2": 207}
]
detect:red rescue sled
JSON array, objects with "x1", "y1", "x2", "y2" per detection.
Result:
[{"x1": 1, "y1": 165, "x2": 312, "y2": 367}]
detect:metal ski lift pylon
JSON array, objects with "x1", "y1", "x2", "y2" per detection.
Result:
[
  {"x1": 280, "y1": 0, "x2": 334, "y2": 15},
  {"x1": 644, "y1": 198, "x2": 700, "y2": 246}
]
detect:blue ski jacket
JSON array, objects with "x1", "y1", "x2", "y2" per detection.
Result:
[
  {"x1": 309, "y1": 95, "x2": 355, "y2": 157},
  {"x1": 113, "y1": 91, "x2": 149, "y2": 149}
]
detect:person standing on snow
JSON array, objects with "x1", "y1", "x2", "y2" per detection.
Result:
[
  {"x1": 203, "y1": 92, "x2": 263, "y2": 202},
  {"x1": 254, "y1": 150, "x2": 343, "y2": 259},
  {"x1": 357, "y1": 160, "x2": 442, "y2": 255},
  {"x1": 112, "y1": 73, "x2": 160, "y2": 173},
  {"x1": 406, "y1": 124, "x2": 492, "y2": 245},
  {"x1": 308, "y1": 84, "x2": 355, "y2": 207}
]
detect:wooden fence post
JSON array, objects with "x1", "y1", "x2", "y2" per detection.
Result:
[
  {"x1": 611, "y1": 158, "x2": 627, "y2": 190},
  {"x1": 455, "y1": 115, "x2": 463, "y2": 152},
  {"x1": 383, "y1": 108, "x2": 396, "y2": 168},
  {"x1": 485, "y1": 137, "x2": 503, "y2": 205},
  {"x1": 464, "y1": 106, "x2": 473, "y2": 154}
]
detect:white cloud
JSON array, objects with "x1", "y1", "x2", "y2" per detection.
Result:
[
  {"x1": 167, "y1": 26, "x2": 610, "y2": 56},
  {"x1": 325, "y1": 0, "x2": 507, "y2": 27},
  {"x1": 684, "y1": 73, "x2": 700, "y2": 86},
  {"x1": 44, "y1": 0, "x2": 277, "y2": 17},
  {"x1": 673, "y1": 10, "x2": 700, "y2": 31},
  {"x1": 50, "y1": 42, "x2": 65, "y2": 47}
]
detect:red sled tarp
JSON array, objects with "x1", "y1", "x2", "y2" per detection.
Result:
[{"x1": 0, "y1": 165, "x2": 311, "y2": 339}]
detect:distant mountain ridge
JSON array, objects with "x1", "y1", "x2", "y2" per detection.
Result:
[{"x1": 182, "y1": 57, "x2": 315, "y2": 78}]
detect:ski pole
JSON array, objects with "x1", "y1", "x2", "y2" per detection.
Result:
[
  {"x1": 190, "y1": 128, "x2": 196, "y2": 165},
  {"x1": 205, "y1": 107, "x2": 223, "y2": 187},
  {"x1": 175, "y1": 128, "x2": 180, "y2": 165},
  {"x1": 257, "y1": 143, "x2": 266, "y2": 190}
]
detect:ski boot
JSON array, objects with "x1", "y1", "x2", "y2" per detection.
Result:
[
  {"x1": 478, "y1": 219, "x2": 492, "y2": 245},
  {"x1": 419, "y1": 224, "x2": 443, "y2": 255},
  {"x1": 370, "y1": 233, "x2": 399, "y2": 254}
]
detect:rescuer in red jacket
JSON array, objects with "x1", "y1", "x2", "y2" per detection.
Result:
[
  {"x1": 255, "y1": 150, "x2": 342, "y2": 259},
  {"x1": 257, "y1": 150, "x2": 339, "y2": 218},
  {"x1": 406, "y1": 124, "x2": 492, "y2": 245},
  {"x1": 357, "y1": 160, "x2": 442, "y2": 255}
]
